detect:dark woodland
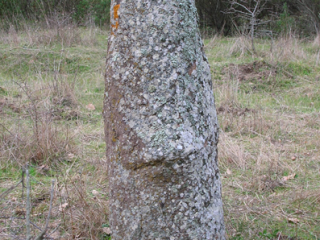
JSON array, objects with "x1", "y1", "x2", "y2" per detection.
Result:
[{"x1": 1, "y1": 0, "x2": 319, "y2": 36}]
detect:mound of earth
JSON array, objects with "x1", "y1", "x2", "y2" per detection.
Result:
[{"x1": 224, "y1": 61, "x2": 277, "y2": 82}]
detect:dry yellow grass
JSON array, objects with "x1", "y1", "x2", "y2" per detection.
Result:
[
  {"x1": 212, "y1": 35, "x2": 320, "y2": 239},
  {"x1": 1, "y1": 28, "x2": 320, "y2": 239}
]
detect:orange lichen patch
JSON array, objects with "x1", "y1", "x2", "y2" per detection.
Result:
[
  {"x1": 111, "y1": 4, "x2": 120, "y2": 35},
  {"x1": 112, "y1": 21, "x2": 119, "y2": 30},
  {"x1": 114, "y1": 4, "x2": 120, "y2": 19}
]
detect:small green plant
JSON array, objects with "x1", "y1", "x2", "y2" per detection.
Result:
[
  {"x1": 101, "y1": 223, "x2": 111, "y2": 239},
  {"x1": 230, "y1": 234, "x2": 244, "y2": 240},
  {"x1": 258, "y1": 229, "x2": 280, "y2": 239}
]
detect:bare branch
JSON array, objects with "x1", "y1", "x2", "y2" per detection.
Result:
[
  {"x1": 31, "y1": 221, "x2": 43, "y2": 231},
  {"x1": 0, "y1": 124, "x2": 23, "y2": 142},
  {"x1": 231, "y1": 1, "x2": 253, "y2": 14},
  {"x1": 226, "y1": 0, "x2": 271, "y2": 55},
  {"x1": 253, "y1": 0, "x2": 261, "y2": 15}
]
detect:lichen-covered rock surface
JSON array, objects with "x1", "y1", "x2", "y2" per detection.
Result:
[{"x1": 104, "y1": 0, "x2": 225, "y2": 239}]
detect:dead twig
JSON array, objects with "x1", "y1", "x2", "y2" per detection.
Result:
[
  {"x1": 48, "y1": 223, "x2": 61, "y2": 237},
  {"x1": 31, "y1": 221, "x2": 43, "y2": 231},
  {"x1": 22, "y1": 167, "x2": 25, "y2": 198},
  {"x1": 35, "y1": 180, "x2": 55, "y2": 240},
  {"x1": 0, "y1": 123, "x2": 23, "y2": 142},
  {"x1": 0, "y1": 180, "x2": 22, "y2": 200},
  {"x1": 26, "y1": 164, "x2": 32, "y2": 240}
]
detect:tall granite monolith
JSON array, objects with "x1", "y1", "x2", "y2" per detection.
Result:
[{"x1": 104, "y1": 1, "x2": 225, "y2": 239}]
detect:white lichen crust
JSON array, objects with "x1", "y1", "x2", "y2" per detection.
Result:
[{"x1": 104, "y1": 0, "x2": 225, "y2": 239}]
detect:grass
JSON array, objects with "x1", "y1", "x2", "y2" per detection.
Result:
[
  {"x1": 0, "y1": 25, "x2": 320, "y2": 239},
  {"x1": 0, "y1": 25, "x2": 109, "y2": 239},
  {"x1": 210, "y1": 36, "x2": 320, "y2": 239}
]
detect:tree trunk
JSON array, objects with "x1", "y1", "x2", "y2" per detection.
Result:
[{"x1": 104, "y1": 1, "x2": 225, "y2": 239}]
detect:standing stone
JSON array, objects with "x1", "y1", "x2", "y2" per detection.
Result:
[{"x1": 104, "y1": 0, "x2": 225, "y2": 239}]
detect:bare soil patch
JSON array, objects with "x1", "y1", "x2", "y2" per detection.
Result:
[{"x1": 223, "y1": 61, "x2": 277, "y2": 82}]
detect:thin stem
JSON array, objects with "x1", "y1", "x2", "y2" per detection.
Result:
[
  {"x1": 35, "y1": 180, "x2": 55, "y2": 240},
  {"x1": 26, "y1": 165, "x2": 32, "y2": 240},
  {"x1": 0, "y1": 180, "x2": 22, "y2": 200}
]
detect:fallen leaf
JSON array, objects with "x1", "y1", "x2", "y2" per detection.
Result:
[
  {"x1": 59, "y1": 203, "x2": 69, "y2": 212},
  {"x1": 294, "y1": 210, "x2": 304, "y2": 215},
  {"x1": 50, "y1": 220, "x2": 61, "y2": 228},
  {"x1": 282, "y1": 173, "x2": 296, "y2": 182},
  {"x1": 92, "y1": 190, "x2": 99, "y2": 196},
  {"x1": 50, "y1": 231, "x2": 61, "y2": 239},
  {"x1": 15, "y1": 208, "x2": 26, "y2": 216},
  {"x1": 68, "y1": 153, "x2": 76, "y2": 159},
  {"x1": 103, "y1": 227, "x2": 112, "y2": 235},
  {"x1": 38, "y1": 164, "x2": 50, "y2": 172},
  {"x1": 288, "y1": 217, "x2": 299, "y2": 224},
  {"x1": 226, "y1": 169, "x2": 232, "y2": 175},
  {"x1": 86, "y1": 103, "x2": 95, "y2": 111}
]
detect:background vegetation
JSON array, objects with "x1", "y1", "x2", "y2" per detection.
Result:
[
  {"x1": 0, "y1": 0, "x2": 319, "y2": 239},
  {"x1": 1, "y1": 0, "x2": 320, "y2": 37},
  {"x1": 0, "y1": 0, "x2": 111, "y2": 28},
  {"x1": 196, "y1": 0, "x2": 320, "y2": 37}
]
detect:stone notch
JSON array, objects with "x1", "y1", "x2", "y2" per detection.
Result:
[{"x1": 104, "y1": 0, "x2": 225, "y2": 239}]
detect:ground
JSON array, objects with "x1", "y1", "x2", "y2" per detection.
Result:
[{"x1": 0, "y1": 26, "x2": 320, "y2": 239}]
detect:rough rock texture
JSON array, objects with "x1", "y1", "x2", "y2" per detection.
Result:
[{"x1": 104, "y1": 0, "x2": 225, "y2": 239}]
